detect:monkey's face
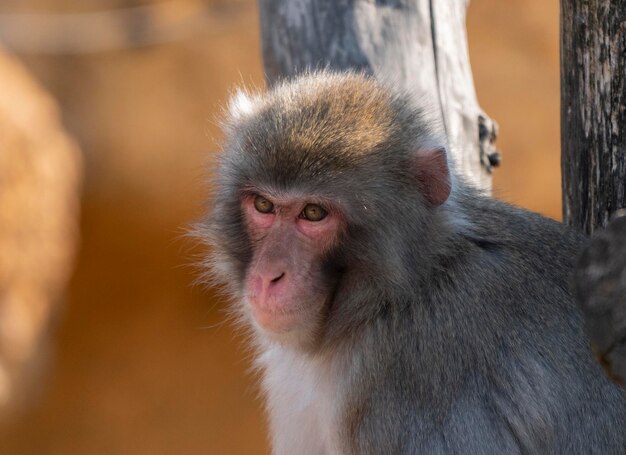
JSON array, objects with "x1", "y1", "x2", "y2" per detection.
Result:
[
  {"x1": 241, "y1": 192, "x2": 345, "y2": 343},
  {"x1": 205, "y1": 72, "x2": 452, "y2": 349}
]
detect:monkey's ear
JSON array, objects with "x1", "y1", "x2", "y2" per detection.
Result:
[{"x1": 412, "y1": 147, "x2": 451, "y2": 207}]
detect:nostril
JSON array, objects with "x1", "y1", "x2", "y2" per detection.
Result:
[{"x1": 271, "y1": 272, "x2": 285, "y2": 283}]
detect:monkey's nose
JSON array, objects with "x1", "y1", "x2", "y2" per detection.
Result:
[
  {"x1": 270, "y1": 272, "x2": 285, "y2": 284},
  {"x1": 264, "y1": 271, "x2": 286, "y2": 292},
  {"x1": 254, "y1": 270, "x2": 286, "y2": 295}
]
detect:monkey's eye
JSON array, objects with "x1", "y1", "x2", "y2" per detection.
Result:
[
  {"x1": 301, "y1": 204, "x2": 327, "y2": 222},
  {"x1": 254, "y1": 195, "x2": 274, "y2": 214}
]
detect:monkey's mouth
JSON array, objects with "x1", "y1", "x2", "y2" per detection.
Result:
[{"x1": 250, "y1": 303, "x2": 304, "y2": 334}]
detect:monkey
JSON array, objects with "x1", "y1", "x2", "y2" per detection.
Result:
[
  {"x1": 199, "y1": 71, "x2": 626, "y2": 454},
  {"x1": 575, "y1": 212, "x2": 626, "y2": 386}
]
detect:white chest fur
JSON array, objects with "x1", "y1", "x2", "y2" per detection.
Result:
[{"x1": 257, "y1": 345, "x2": 347, "y2": 455}]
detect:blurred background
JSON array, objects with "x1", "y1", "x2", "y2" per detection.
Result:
[{"x1": 0, "y1": 1, "x2": 560, "y2": 453}]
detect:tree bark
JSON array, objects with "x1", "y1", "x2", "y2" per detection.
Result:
[
  {"x1": 561, "y1": 0, "x2": 626, "y2": 235},
  {"x1": 259, "y1": 0, "x2": 498, "y2": 191}
]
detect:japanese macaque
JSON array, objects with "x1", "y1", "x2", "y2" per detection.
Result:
[
  {"x1": 575, "y1": 212, "x2": 626, "y2": 386},
  {"x1": 199, "y1": 72, "x2": 626, "y2": 454}
]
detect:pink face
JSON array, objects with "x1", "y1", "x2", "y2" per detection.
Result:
[{"x1": 242, "y1": 192, "x2": 345, "y2": 337}]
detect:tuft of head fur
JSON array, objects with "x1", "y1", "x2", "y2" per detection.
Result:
[
  {"x1": 227, "y1": 89, "x2": 260, "y2": 120},
  {"x1": 223, "y1": 70, "x2": 445, "y2": 158}
]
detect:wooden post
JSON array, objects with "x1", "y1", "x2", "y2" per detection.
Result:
[
  {"x1": 259, "y1": 0, "x2": 499, "y2": 191},
  {"x1": 561, "y1": 0, "x2": 626, "y2": 235}
]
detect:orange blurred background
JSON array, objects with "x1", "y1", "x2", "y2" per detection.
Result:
[{"x1": 0, "y1": 1, "x2": 561, "y2": 453}]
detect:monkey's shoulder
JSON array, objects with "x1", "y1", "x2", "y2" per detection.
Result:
[
  {"x1": 463, "y1": 193, "x2": 585, "y2": 249},
  {"x1": 453, "y1": 193, "x2": 587, "y2": 280}
]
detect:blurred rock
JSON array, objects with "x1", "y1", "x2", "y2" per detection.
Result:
[{"x1": 0, "y1": 48, "x2": 81, "y2": 416}]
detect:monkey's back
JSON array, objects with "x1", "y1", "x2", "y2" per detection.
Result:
[
  {"x1": 356, "y1": 193, "x2": 626, "y2": 453},
  {"x1": 464, "y1": 195, "x2": 624, "y2": 451}
]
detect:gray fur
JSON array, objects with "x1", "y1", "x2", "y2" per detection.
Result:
[{"x1": 200, "y1": 71, "x2": 626, "y2": 454}]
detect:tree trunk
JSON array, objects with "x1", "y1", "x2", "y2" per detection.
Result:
[
  {"x1": 259, "y1": 0, "x2": 498, "y2": 191},
  {"x1": 561, "y1": 0, "x2": 626, "y2": 235}
]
